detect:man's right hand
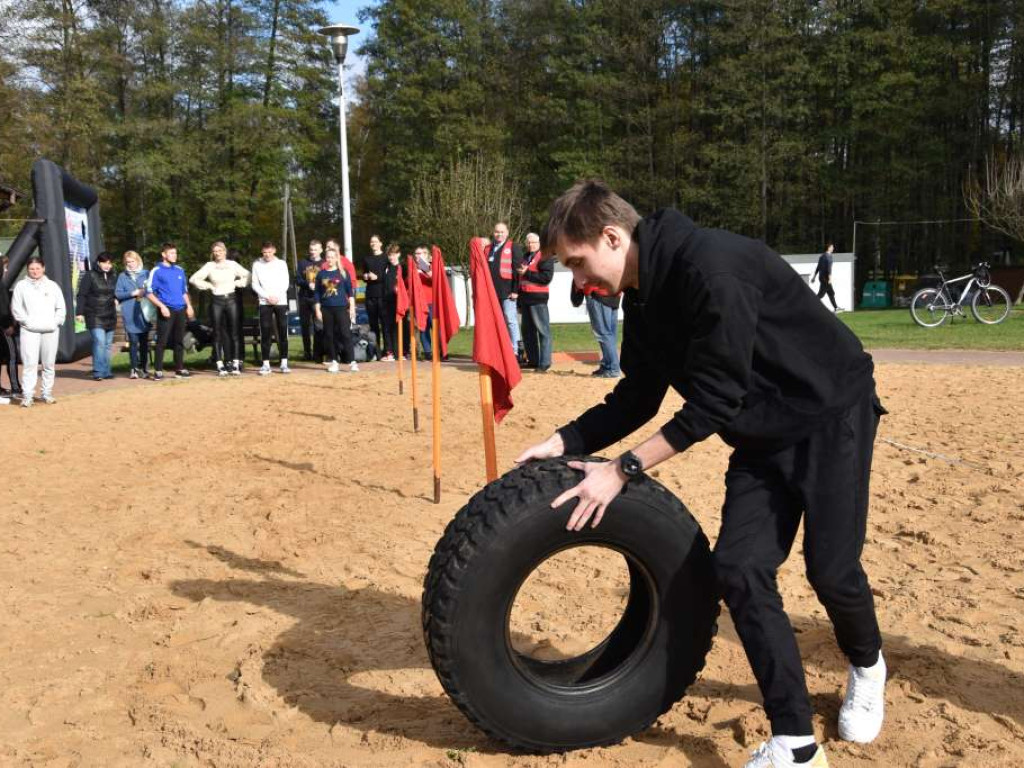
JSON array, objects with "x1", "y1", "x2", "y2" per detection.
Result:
[
  {"x1": 515, "y1": 432, "x2": 566, "y2": 464},
  {"x1": 160, "y1": 306, "x2": 171, "y2": 318}
]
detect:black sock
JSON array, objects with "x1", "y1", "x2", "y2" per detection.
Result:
[{"x1": 792, "y1": 743, "x2": 818, "y2": 763}]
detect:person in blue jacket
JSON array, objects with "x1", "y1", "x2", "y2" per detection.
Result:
[{"x1": 115, "y1": 250, "x2": 152, "y2": 379}]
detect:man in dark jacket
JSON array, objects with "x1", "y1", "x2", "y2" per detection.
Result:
[
  {"x1": 811, "y1": 243, "x2": 839, "y2": 312},
  {"x1": 517, "y1": 231, "x2": 554, "y2": 372},
  {"x1": 296, "y1": 240, "x2": 324, "y2": 360},
  {"x1": 518, "y1": 181, "x2": 886, "y2": 768},
  {"x1": 75, "y1": 251, "x2": 119, "y2": 380}
]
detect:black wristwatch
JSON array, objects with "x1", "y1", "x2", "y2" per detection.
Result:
[{"x1": 619, "y1": 451, "x2": 644, "y2": 480}]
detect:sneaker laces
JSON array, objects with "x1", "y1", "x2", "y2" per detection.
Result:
[{"x1": 846, "y1": 668, "x2": 883, "y2": 712}]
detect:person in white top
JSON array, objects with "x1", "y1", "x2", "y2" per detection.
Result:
[
  {"x1": 11, "y1": 256, "x2": 66, "y2": 407},
  {"x1": 250, "y1": 241, "x2": 291, "y2": 375},
  {"x1": 190, "y1": 241, "x2": 250, "y2": 376}
]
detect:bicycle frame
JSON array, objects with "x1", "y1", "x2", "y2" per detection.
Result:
[{"x1": 932, "y1": 270, "x2": 979, "y2": 311}]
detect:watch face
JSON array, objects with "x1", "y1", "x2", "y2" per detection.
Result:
[{"x1": 622, "y1": 453, "x2": 642, "y2": 477}]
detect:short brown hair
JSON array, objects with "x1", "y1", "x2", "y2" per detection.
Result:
[
  {"x1": 541, "y1": 180, "x2": 640, "y2": 252},
  {"x1": 261, "y1": 241, "x2": 276, "y2": 250}
]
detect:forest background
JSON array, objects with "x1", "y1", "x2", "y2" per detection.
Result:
[{"x1": 3, "y1": 0, "x2": 1024, "y2": 277}]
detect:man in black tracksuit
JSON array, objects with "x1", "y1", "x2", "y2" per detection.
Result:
[
  {"x1": 518, "y1": 181, "x2": 886, "y2": 768},
  {"x1": 296, "y1": 240, "x2": 324, "y2": 361},
  {"x1": 811, "y1": 243, "x2": 839, "y2": 311}
]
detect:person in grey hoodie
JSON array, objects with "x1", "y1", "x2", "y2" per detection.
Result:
[{"x1": 11, "y1": 256, "x2": 66, "y2": 407}]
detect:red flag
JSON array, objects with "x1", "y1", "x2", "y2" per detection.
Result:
[
  {"x1": 430, "y1": 246, "x2": 460, "y2": 356},
  {"x1": 469, "y1": 237, "x2": 521, "y2": 422},
  {"x1": 407, "y1": 255, "x2": 428, "y2": 331},
  {"x1": 395, "y1": 264, "x2": 410, "y2": 321}
]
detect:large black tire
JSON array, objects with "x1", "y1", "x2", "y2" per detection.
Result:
[{"x1": 422, "y1": 458, "x2": 720, "y2": 753}]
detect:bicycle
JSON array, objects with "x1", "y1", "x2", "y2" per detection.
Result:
[{"x1": 909, "y1": 262, "x2": 1012, "y2": 328}]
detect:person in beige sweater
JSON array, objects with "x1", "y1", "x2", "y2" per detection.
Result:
[{"x1": 189, "y1": 242, "x2": 249, "y2": 376}]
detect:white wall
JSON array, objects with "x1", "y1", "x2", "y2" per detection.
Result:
[{"x1": 449, "y1": 251, "x2": 855, "y2": 327}]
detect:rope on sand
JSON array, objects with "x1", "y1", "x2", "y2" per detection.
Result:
[{"x1": 879, "y1": 437, "x2": 989, "y2": 471}]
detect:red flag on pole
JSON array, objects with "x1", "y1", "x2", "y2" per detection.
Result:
[
  {"x1": 430, "y1": 246, "x2": 460, "y2": 356},
  {"x1": 395, "y1": 264, "x2": 410, "y2": 321},
  {"x1": 469, "y1": 237, "x2": 521, "y2": 422},
  {"x1": 407, "y1": 255, "x2": 429, "y2": 331}
]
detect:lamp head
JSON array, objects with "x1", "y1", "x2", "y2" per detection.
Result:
[{"x1": 318, "y1": 24, "x2": 360, "y2": 64}]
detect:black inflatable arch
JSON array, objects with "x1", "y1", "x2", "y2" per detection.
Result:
[{"x1": 30, "y1": 159, "x2": 104, "y2": 362}]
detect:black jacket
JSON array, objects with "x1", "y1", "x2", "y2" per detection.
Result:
[
  {"x1": 558, "y1": 209, "x2": 874, "y2": 456},
  {"x1": 382, "y1": 260, "x2": 401, "y2": 301},
  {"x1": 76, "y1": 268, "x2": 118, "y2": 331},
  {"x1": 362, "y1": 254, "x2": 387, "y2": 299},
  {"x1": 812, "y1": 251, "x2": 833, "y2": 282},
  {"x1": 517, "y1": 251, "x2": 554, "y2": 307},
  {"x1": 296, "y1": 257, "x2": 321, "y2": 301}
]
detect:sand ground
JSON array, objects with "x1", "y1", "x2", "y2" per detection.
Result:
[{"x1": 1, "y1": 359, "x2": 1023, "y2": 767}]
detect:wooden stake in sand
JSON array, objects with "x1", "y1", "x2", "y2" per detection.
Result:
[
  {"x1": 478, "y1": 364, "x2": 498, "y2": 482},
  {"x1": 431, "y1": 316, "x2": 442, "y2": 503},
  {"x1": 396, "y1": 319, "x2": 404, "y2": 395},
  {"x1": 409, "y1": 314, "x2": 419, "y2": 432}
]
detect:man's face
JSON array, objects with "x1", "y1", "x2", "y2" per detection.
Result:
[
  {"x1": 493, "y1": 224, "x2": 508, "y2": 244},
  {"x1": 163, "y1": 248, "x2": 178, "y2": 264},
  {"x1": 557, "y1": 228, "x2": 627, "y2": 294},
  {"x1": 370, "y1": 236, "x2": 382, "y2": 252},
  {"x1": 415, "y1": 247, "x2": 430, "y2": 264},
  {"x1": 262, "y1": 247, "x2": 276, "y2": 261},
  {"x1": 387, "y1": 251, "x2": 400, "y2": 265},
  {"x1": 310, "y1": 243, "x2": 323, "y2": 259},
  {"x1": 526, "y1": 235, "x2": 540, "y2": 253},
  {"x1": 27, "y1": 262, "x2": 44, "y2": 280}
]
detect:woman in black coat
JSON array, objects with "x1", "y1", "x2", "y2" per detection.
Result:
[{"x1": 76, "y1": 251, "x2": 119, "y2": 380}]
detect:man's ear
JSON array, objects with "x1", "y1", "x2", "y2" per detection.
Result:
[{"x1": 603, "y1": 225, "x2": 625, "y2": 251}]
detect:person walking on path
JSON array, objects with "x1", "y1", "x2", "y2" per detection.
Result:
[
  {"x1": 250, "y1": 241, "x2": 292, "y2": 376},
  {"x1": 189, "y1": 241, "x2": 250, "y2": 376},
  {"x1": 811, "y1": 243, "x2": 840, "y2": 312},
  {"x1": 11, "y1": 256, "x2": 65, "y2": 406},
  {"x1": 517, "y1": 232, "x2": 554, "y2": 372},
  {"x1": 315, "y1": 245, "x2": 357, "y2": 373},
  {"x1": 75, "y1": 251, "x2": 119, "y2": 380},
  {"x1": 488, "y1": 222, "x2": 523, "y2": 355},
  {"x1": 518, "y1": 180, "x2": 886, "y2": 768},
  {"x1": 146, "y1": 242, "x2": 195, "y2": 381},
  {"x1": 115, "y1": 251, "x2": 152, "y2": 379}
]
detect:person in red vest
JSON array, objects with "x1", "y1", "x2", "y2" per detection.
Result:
[
  {"x1": 571, "y1": 281, "x2": 621, "y2": 378},
  {"x1": 487, "y1": 221, "x2": 523, "y2": 355},
  {"x1": 516, "y1": 232, "x2": 554, "y2": 372}
]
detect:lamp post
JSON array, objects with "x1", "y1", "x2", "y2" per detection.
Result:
[{"x1": 318, "y1": 23, "x2": 360, "y2": 262}]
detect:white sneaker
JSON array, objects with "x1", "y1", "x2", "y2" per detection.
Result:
[
  {"x1": 21, "y1": 398, "x2": 32, "y2": 408},
  {"x1": 41, "y1": 394, "x2": 56, "y2": 405},
  {"x1": 279, "y1": 363, "x2": 291, "y2": 374},
  {"x1": 258, "y1": 363, "x2": 272, "y2": 376},
  {"x1": 744, "y1": 739, "x2": 829, "y2": 768},
  {"x1": 349, "y1": 361, "x2": 359, "y2": 372},
  {"x1": 838, "y1": 652, "x2": 886, "y2": 743},
  {"x1": 327, "y1": 361, "x2": 340, "y2": 374}
]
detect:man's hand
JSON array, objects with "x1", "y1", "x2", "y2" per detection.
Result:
[
  {"x1": 160, "y1": 306, "x2": 171, "y2": 318},
  {"x1": 267, "y1": 295, "x2": 278, "y2": 305},
  {"x1": 75, "y1": 315, "x2": 85, "y2": 324},
  {"x1": 186, "y1": 305, "x2": 195, "y2": 320},
  {"x1": 515, "y1": 432, "x2": 565, "y2": 464},
  {"x1": 516, "y1": 264, "x2": 528, "y2": 275},
  {"x1": 551, "y1": 460, "x2": 627, "y2": 531},
  {"x1": 509, "y1": 292, "x2": 518, "y2": 300}
]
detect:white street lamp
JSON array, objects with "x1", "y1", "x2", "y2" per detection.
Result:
[{"x1": 318, "y1": 23, "x2": 360, "y2": 263}]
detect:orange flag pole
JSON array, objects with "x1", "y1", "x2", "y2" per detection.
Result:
[
  {"x1": 409, "y1": 313, "x2": 419, "y2": 432},
  {"x1": 396, "y1": 319, "x2": 404, "y2": 395},
  {"x1": 431, "y1": 315, "x2": 441, "y2": 503},
  {"x1": 478, "y1": 364, "x2": 498, "y2": 482}
]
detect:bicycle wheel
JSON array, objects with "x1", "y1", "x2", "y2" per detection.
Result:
[
  {"x1": 971, "y1": 285, "x2": 1012, "y2": 324},
  {"x1": 910, "y1": 288, "x2": 950, "y2": 327}
]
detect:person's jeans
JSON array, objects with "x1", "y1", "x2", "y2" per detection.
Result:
[
  {"x1": 586, "y1": 296, "x2": 620, "y2": 374},
  {"x1": 522, "y1": 303, "x2": 552, "y2": 369},
  {"x1": 502, "y1": 297, "x2": 520, "y2": 354},
  {"x1": 128, "y1": 331, "x2": 150, "y2": 373},
  {"x1": 90, "y1": 327, "x2": 114, "y2": 378}
]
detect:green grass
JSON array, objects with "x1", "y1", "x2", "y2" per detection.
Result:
[
  {"x1": 106, "y1": 305, "x2": 1023, "y2": 371},
  {"x1": 838, "y1": 306, "x2": 1024, "y2": 350}
]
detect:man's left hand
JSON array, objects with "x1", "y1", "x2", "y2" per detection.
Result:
[
  {"x1": 186, "y1": 306, "x2": 195, "y2": 320},
  {"x1": 551, "y1": 460, "x2": 627, "y2": 531}
]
